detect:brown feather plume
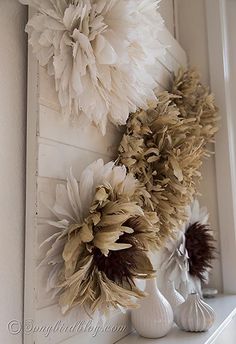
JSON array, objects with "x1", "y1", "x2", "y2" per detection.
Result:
[{"x1": 185, "y1": 222, "x2": 216, "y2": 282}]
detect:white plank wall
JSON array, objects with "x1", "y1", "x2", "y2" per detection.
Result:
[{"x1": 25, "y1": 5, "x2": 187, "y2": 344}]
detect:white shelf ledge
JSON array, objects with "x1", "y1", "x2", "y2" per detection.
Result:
[{"x1": 115, "y1": 295, "x2": 236, "y2": 344}]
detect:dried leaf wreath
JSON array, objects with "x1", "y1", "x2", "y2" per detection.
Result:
[
  {"x1": 118, "y1": 69, "x2": 218, "y2": 247},
  {"x1": 20, "y1": 0, "x2": 165, "y2": 135},
  {"x1": 41, "y1": 159, "x2": 159, "y2": 315}
]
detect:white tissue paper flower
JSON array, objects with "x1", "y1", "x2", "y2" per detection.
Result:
[{"x1": 20, "y1": 0, "x2": 165, "y2": 134}]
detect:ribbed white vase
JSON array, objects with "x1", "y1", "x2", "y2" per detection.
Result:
[
  {"x1": 162, "y1": 280, "x2": 185, "y2": 311},
  {"x1": 174, "y1": 292, "x2": 215, "y2": 332},
  {"x1": 131, "y1": 278, "x2": 173, "y2": 338}
]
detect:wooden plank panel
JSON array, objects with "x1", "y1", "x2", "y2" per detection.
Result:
[
  {"x1": 39, "y1": 66, "x2": 60, "y2": 112},
  {"x1": 24, "y1": 11, "x2": 38, "y2": 344},
  {"x1": 36, "y1": 224, "x2": 59, "y2": 260},
  {"x1": 36, "y1": 223, "x2": 61, "y2": 310},
  {"x1": 35, "y1": 304, "x2": 94, "y2": 344},
  {"x1": 60, "y1": 312, "x2": 131, "y2": 344},
  {"x1": 37, "y1": 177, "x2": 63, "y2": 219},
  {"x1": 38, "y1": 138, "x2": 113, "y2": 180},
  {"x1": 35, "y1": 305, "x2": 131, "y2": 344},
  {"x1": 39, "y1": 105, "x2": 122, "y2": 157},
  {"x1": 36, "y1": 264, "x2": 58, "y2": 309}
]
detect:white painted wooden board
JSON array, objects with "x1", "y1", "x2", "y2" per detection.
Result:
[
  {"x1": 24, "y1": 5, "x2": 187, "y2": 344},
  {"x1": 0, "y1": 2, "x2": 27, "y2": 344}
]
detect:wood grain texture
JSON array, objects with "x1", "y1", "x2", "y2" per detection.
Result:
[
  {"x1": 39, "y1": 105, "x2": 122, "y2": 157},
  {"x1": 35, "y1": 306, "x2": 131, "y2": 344},
  {"x1": 24, "y1": 9, "x2": 39, "y2": 344},
  {"x1": 38, "y1": 138, "x2": 112, "y2": 179}
]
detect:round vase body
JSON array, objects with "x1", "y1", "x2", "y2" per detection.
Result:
[
  {"x1": 131, "y1": 278, "x2": 173, "y2": 338},
  {"x1": 175, "y1": 293, "x2": 215, "y2": 332}
]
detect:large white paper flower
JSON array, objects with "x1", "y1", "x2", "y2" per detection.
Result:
[{"x1": 20, "y1": 0, "x2": 165, "y2": 134}]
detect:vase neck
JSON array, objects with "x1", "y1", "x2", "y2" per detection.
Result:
[
  {"x1": 166, "y1": 280, "x2": 175, "y2": 289},
  {"x1": 188, "y1": 293, "x2": 200, "y2": 302},
  {"x1": 145, "y1": 278, "x2": 158, "y2": 294}
]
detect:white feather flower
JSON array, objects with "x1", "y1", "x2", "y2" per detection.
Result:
[
  {"x1": 40, "y1": 159, "x2": 158, "y2": 314},
  {"x1": 41, "y1": 159, "x2": 135, "y2": 270},
  {"x1": 160, "y1": 230, "x2": 189, "y2": 290},
  {"x1": 20, "y1": 0, "x2": 165, "y2": 134},
  {"x1": 183, "y1": 199, "x2": 209, "y2": 230},
  {"x1": 160, "y1": 200, "x2": 211, "y2": 298}
]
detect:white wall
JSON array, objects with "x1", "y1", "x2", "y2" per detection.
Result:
[
  {"x1": 0, "y1": 1, "x2": 27, "y2": 343},
  {"x1": 176, "y1": 0, "x2": 223, "y2": 292}
]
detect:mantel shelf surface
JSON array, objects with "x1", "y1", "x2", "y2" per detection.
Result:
[{"x1": 115, "y1": 295, "x2": 236, "y2": 344}]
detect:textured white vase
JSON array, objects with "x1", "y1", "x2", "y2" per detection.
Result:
[
  {"x1": 162, "y1": 280, "x2": 185, "y2": 311},
  {"x1": 131, "y1": 278, "x2": 173, "y2": 338},
  {"x1": 174, "y1": 293, "x2": 215, "y2": 332}
]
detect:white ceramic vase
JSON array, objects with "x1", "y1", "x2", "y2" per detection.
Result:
[
  {"x1": 174, "y1": 292, "x2": 215, "y2": 332},
  {"x1": 162, "y1": 280, "x2": 185, "y2": 311},
  {"x1": 131, "y1": 278, "x2": 173, "y2": 338}
]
